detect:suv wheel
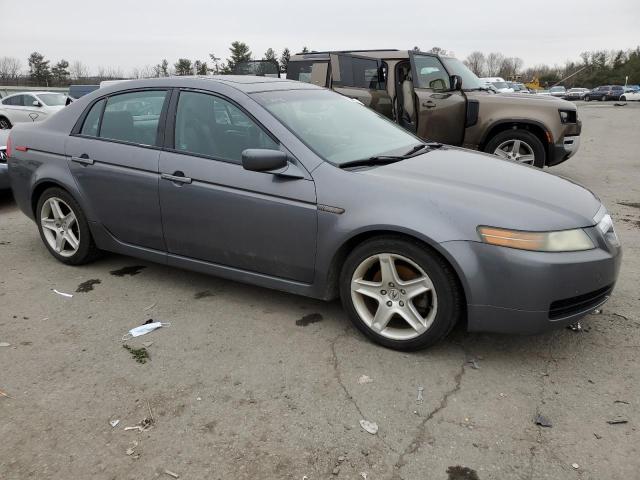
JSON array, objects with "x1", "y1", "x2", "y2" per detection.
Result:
[
  {"x1": 36, "y1": 187, "x2": 100, "y2": 265},
  {"x1": 340, "y1": 237, "x2": 462, "y2": 351},
  {"x1": 0, "y1": 117, "x2": 11, "y2": 129},
  {"x1": 584, "y1": 95, "x2": 591, "y2": 102},
  {"x1": 484, "y1": 129, "x2": 545, "y2": 168}
]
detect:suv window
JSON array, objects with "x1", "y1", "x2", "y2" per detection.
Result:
[
  {"x1": 611, "y1": 86, "x2": 623, "y2": 91},
  {"x1": 287, "y1": 61, "x2": 316, "y2": 83},
  {"x1": 332, "y1": 55, "x2": 385, "y2": 90},
  {"x1": 81, "y1": 99, "x2": 106, "y2": 137},
  {"x1": 23, "y1": 95, "x2": 37, "y2": 106},
  {"x1": 412, "y1": 55, "x2": 450, "y2": 91},
  {"x1": 174, "y1": 91, "x2": 278, "y2": 164},
  {"x1": 100, "y1": 90, "x2": 167, "y2": 146}
]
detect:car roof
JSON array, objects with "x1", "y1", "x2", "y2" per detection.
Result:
[
  {"x1": 290, "y1": 49, "x2": 410, "y2": 61},
  {"x1": 3, "y1": 91, "x2": 62, "y2": 98}
]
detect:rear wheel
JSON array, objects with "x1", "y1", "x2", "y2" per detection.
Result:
[
  {"x1": 584, "y1": 95, "x2": 591, "y2": 102},
  {"x1": 0, "y1": 117, "x2": 11, "y2": 129},
  {"x1": 621, "y1": 95, "x2": 627, "y2": 101},
  {"x1": 340, "y1": 237, "x2": 463, "y2": 351},
  {"x1": 36, "y1": 187, "x2": 100, "y2": 265},
  {"x1": 484, "y1": 129, "x2": 546, "y2": 168}
]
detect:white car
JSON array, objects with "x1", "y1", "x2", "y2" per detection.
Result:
[
  {"x1": 620, "y1": 90, "x2": 640, "y2": 101},
  {"x1": 479, "y1": 77, "x2": 514, "y2": 93},
  {"x1": 0, "y1": 91, "x2": 68, "y2": 129}
]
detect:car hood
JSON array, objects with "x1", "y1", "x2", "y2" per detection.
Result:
[{"x1": 361, "y1": 147, "x2": 601, "y2": 234}]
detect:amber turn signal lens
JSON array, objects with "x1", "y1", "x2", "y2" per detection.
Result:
[{"x1": 477, "y1": 226, "x2": 594, "y2": 252}]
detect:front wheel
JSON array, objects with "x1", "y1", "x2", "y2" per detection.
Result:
[
  {"x1": 484, "y1": 129, "x2": 546, "y2": 168},
  {"x1": 36, "y1": 187, "x2": 100, "y2": 265},
  {"x1": 340, "y1": 237, "x2": 463, "y2": 351},
  {"x1": 584, "y1": 95, "x2": 590, "y2": 102},
  {"x1": 621, "y1": 95, "x2": 627, "y2": 101},
  {"x1": 0, "y1": 117, "x2": 11, "y2": 129}
]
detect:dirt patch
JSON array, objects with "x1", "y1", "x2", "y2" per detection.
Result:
[
  {"x1": 618, "y1": 202, "x2": 640, "y2": 209},
  {"x1": 110, "y1": 265, "x2": 146, "y2": 277},
  {"x1": 447, "y1": 466, "x2": 480, "y2": 480},
  {"x1": 194, "y1": 290, "x2": 214, "y2": 299},
  {"x1": 122, "y1": 344, "x2": 150, "y2": 364},
  {"x1": 620, "y1": 218, "x2": 640, "y2": 229},
  {"x1": 76, "y1": 279, "x2": 101, "y2": 293},
  {"x1": 295, "y1": 313, "x2": 323, "y2": 326}
]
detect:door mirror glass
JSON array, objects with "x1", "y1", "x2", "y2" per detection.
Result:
[
  {"x1": 450, "y1": 75, "x2": 463, "y2": 91},
  {"x1": 33, "y1": 100, "x2": 42, "y2": 107},
  {"x1": 242, "y1": 149, "x2": 288, "y2": 172}
]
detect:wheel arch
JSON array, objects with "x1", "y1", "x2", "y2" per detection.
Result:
[
  {"x1": 480, "y1": 119, "x2": 551, "y2": 153},
  {"x1": 31, "y1": 179, "x2": 75, "y2": 217}
]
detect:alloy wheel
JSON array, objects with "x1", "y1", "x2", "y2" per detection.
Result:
[
  {"x1": 0, "y1": 118, "x2": 10, "y2": 129},
  {"x1": 350, "y1": 253, "x2": 438, "y2": 341},
  {"x1": 493, "y1": 139, "x2": 535, "y2": 165},
  {"x1": 40, "y1": 197, "x2": 81, "y2": 257}
]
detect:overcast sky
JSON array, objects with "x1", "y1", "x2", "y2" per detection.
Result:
[{"x1": 2, "y1": 0, "x2": 639, "y2": 74}]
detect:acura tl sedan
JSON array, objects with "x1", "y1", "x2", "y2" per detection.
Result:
[{"x1": 7, "y1": 76, "x2": 621, "y2": 350}]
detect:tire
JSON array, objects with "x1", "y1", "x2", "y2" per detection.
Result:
[
  {"x1": 584, "y1": 95, "x2": 590, "y2": 102},
  {"x1": 339, "y1": 236, "x2": 463, "y2": 351},
  {"x1": 621, "y1": 95, "x2": 626, "y2": 101},
  {"x1": 36, "y1": 187, "x2": 100, "y2": 265},
  {"x1": 0, "y1": 117, "x2": 11, "y2": 129},
  {"x1": 484, "y1": 129, "x2": 546, "y2": 168}
]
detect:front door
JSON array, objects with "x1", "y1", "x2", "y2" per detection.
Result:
[
  {"x1": 66, "y1": 89, "x2": 169, "y2": 250},
  {"x1": 329, "y1": 53, "x2": 393, "y2": 119},
  {"x1": 158, "y1": 89, "x2": 317, "y2": 283},
  {"x1": 409, "y1": 52, "x2": 466, "y2": 146}
]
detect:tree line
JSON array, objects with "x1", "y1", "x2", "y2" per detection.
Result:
[{"x1": 1, "y1": 43, "x2": 638, "y2": 89}]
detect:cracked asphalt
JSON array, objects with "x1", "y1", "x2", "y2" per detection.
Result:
[{"x1": 1, "y1": 102, "x2": 639, "y2": 479}]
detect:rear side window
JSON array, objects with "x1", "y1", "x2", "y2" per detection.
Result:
[
  {"x1": 3, "y1": 95, "x2": 22, "y2": 106},
  {"x1": 81, "y1": 99, "x2": 106, "y2": 137},
  {"x1": 100, "y1": 90, "x2": 167, "y2": 146},
  {"x1": 331, "y1": 55, "x2": 385, "y2": 90},
  {"x1": 174, "y1": 91, "x2": 278, "y2": 164},
  {"x1": 412, "y1": 55, "x2": 450, "y2": 91}
]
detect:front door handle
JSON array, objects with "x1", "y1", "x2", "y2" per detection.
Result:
[
  {"x1": 71, "y1": 155, "x2": 94, "y2": 166},
  {"x1": 422, "y1": 101, "x2": 437, "y2": 108},
  {"x1": 161, "y1": 172, "x2": 192, "y2": 184}
]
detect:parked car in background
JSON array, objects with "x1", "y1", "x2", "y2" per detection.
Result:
[
  {"x1": 624, "y1": 85, "x2": 639, "y2": 92},
  {"x1": 68, "y1": 85, "x2": 100, "y2": 100},
  {"x1": 284, "y1": 50, "x2": 581, "y2": 168},
  {"x1": 507, "y1": 82, "x2": 531, "y2": 93},
  {"x1": 536, "y1": 90, "x2": 551, "y2": 96},
  {"x1": 620, "y1": 90, "x2": 640, "y2": 101},
  {"x1": 584, "y1": 85, "x2": 624, "y2": 101},
  {"x1": 549, "y1": 86, "x2": 567, "y2": 98},
  {"x1": 0, "y1": 91, "x2": 68, "y2": 129},
  {"x1": 6, "y1": 76, "x2": 621, "y2": 350},
  {"x1": 564, "y1": 88, "x2": 590, "y2": 100},
  {"x1": 480, "y1": 77, "x2": 514, "y2": 93},
  {"x1": 0, "y1": 129, "x2": 9, "y2": 190}
]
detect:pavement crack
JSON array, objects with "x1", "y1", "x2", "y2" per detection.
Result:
[{"x1": 392, "y1": 350, "x2": 467, "y2": 477}]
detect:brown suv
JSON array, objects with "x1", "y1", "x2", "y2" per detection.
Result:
[{"x1": 285, "y1": 50, "x2": 581, "y2": 167}]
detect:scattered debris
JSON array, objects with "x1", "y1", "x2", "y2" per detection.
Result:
[
  {"x1": 593, "y1": 309, "x2": 602, "y2": 315},
  {"x1": 446, "y1": 465, "x2": 480, "y2": 480},
  {"x1": 76, "y1": 279, "x2": 101, "y2": 293},
  {"x1": 332, "y1": 466, "x2": 340, "y2": 475},
  {"x1": 614, "y1": 400, "x2": 630, "y2": 405},
  {"x1": 499, "y1": 392, "x2": 506, "y2": 398},
  {"x1": 194, "y1": 290, "x2": 214, "y2": 299},
  {"x1": 534, "y1": 414, "x2": 553, "y2": 428},
  {"x1": 360, "y1": 473, "x2": 368, "y2": 480},
  {"x1": 594, "y1": 432, "x2": 602, "y2": 439},
  {"x1": 143, "y1": 302, "x2": 157, "y2": 311},
  {"x1": 125, "y1": 440, "x2": 139, "y2": 456},
  {"x1": 466, "y1": 358, "x2": 480, "y2": 369},
  {"x1": 572, "y1": 463, "x2": 580, "y2": 469},
  {"x1": 606, "y1": 417, "x2": 628, "y2": 425},
  {"x1": 567, "y1": 321, "x2": 582, "y2": 332},
  {"x1": 124, "y1": 415, "x2": 154, "y2": 432},
  {"x1": 0, "y1": 389, "x2": 10, "y2": 398},
  {"x1": 164, "y1": 469, "x2": 180, "y2": 479},
  {"x1": 295, "y1": 313, "x2": 323, "y2": 326},
  {"x1": 416, "y1": 386, "x2": 424, "y2": 404},
  {"x1": 110, "y1": 265, "x2": 146, "y2": 277},
  {"x1": 53, "y1": 289, "x2": 73, "y2": 298},
  {"x1": 123, "y1": 345, "x2": 150, "y2": 364},
  {"x1": 109, "y1": 419, "x2": 120, "y2": 428},
  {"x1": 359, "y1": 419, "x2": 378, "y2": 435},
  {"x1": 0, "y1": 342, "x2": 10, "y2": 347},
  {"x1": 357, "y1": 375, "x2": 373, "y2": 385},
  {"x1": 122, "y1": 321, "x2": 170, "y2": 341}
]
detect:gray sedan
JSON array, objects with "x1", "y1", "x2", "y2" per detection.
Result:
[{"x1": 7, "y1": 76, "x2": 621, "y2": 350}]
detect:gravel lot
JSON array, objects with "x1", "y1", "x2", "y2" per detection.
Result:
[{"x1": 1, "y1": 102, "x2": 639, "y2": 480}]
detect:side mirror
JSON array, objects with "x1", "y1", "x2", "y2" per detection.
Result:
[
  {"x1": 32, "y1": 100, "x2": 42, "y2": 107},
  {"x1": 242, "y1": 149, "x2": 288, "y2": 173},
  {"x1": 450, "y1": 75, "x2": 463, "y2": 91}
]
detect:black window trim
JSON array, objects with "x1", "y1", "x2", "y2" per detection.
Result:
[
  {"x1": 329, "y1": 53, "x2": 387, "y2": 91},
  {"x1": 70, "y1": 87, "x2": 172, "y2": 151},
  {"x1": 163, "y1": 87, "x2": 281, "y2": 166}
]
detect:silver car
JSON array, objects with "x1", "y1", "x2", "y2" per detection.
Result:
[{"x1": 7, "y1": 76, "x2": 621, "y2": 350}]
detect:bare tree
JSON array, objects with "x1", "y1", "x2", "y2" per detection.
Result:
[
  {"x1": 70, "y1": 60, "x2": 90, "y2": 79},
  {"x1": 464, "y1": 51, "x2": 486, "y2": 76},
  {"x1": 0, "y1": 56, "x2": 22, "y2": 79},
  {"x1": 485, "y1": 52, "x2": 505, "y2": 76}
]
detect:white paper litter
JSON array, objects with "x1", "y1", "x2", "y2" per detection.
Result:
[
  {"x1": 359, "y1": 419, "x2": 378, "y2": 435},
  {"x1": 53, "y1": 289, "x2": 73, "y2": 298}
]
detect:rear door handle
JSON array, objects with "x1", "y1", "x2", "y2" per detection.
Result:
[
  {"x1": 161, "y1": 172, "x2": 192, "y2": 184},
  {"x1": 71, "y1": 155, "x2": 94, "y2": 165}
]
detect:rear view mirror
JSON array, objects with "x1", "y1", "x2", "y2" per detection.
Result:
[
  {"x1": 450, "y1": 75, "x2": 463, "y2": 91},
  {"x1": 242, "y1": 149, "x2": 288, "y2": 172}
]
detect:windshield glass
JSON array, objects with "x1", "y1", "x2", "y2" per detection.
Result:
[
  {"x1": 439, "y1": 57, "x2": 484, "y2": 90},
  {"x1": 550, "y1": 86, "x2": 565, "y2": 92},
  {"x1": 253, "y1": 89, "x2": 420, "y2": 165},
  {"x1": 492, "y1": 81, "x2": 509, "y2": 89},
  {"x1": 37, "y1": 93, "x2": 67, "y2": 106}
]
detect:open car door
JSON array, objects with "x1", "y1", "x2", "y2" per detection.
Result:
[
  {"x1": 329, "y1": 53, "x2": 393, "y2": 119},
  {"x1": 233, "y1": 60, "x2": 281, "y2": 78},
  {"x1": 408, "y1": 51, "x2": 466, "y2": 146}
]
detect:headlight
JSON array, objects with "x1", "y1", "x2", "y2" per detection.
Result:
[
  {"x1": 477, "y1": 226, "x2": 595, "y2": 252},
  {"x1": 559, "y1": 109, "x2": 577, "y2": 123}
]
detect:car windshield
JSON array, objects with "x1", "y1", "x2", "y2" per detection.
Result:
[
  {"x1": 37, "y1": 93, "x2": 67, "y2": 106},
  {"x1": 253, "y1": 89, "x2": 421, "y2": 165},
  {"x1": 550, "y1": 87, "x2": 565, "y2": 92},
  {"x1": 492, "y1": 81, "x2": 509, "y2": 89},
  {"x1": 439, "y1": 57, "x2": 484, "y2": 90}
]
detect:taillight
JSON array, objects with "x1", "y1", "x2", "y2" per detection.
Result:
[{"x1": 5, "y1": 133, "x2": 11, "y2": 158}]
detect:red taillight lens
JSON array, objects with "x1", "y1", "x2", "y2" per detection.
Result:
[{"x1": 5, "y1": 134, "x2": 11, "y2": 158}]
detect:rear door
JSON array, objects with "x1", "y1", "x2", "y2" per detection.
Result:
[
  {"x1": 329, "y1": 53, "x2": 393, "y2": 119},
  {"x1": 66, "y1": 89, "x2": 169, "y2": 250},
  {"x1": 408, "y1": 52, "x2": 466, "y2": 146},
  {"x1": 21, "y1": 94, "x2": 44, "y2": 122},
  {"x1": 158, "y1": 89, "x2": 317, "y2": 282},
  {"x1": 2, "y1": 95, "x2": 30, "y2": 123}
]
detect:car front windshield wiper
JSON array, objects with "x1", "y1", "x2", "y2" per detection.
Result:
[{"x1": 339, "y1": 143, "x2": 441, "y2": 169}]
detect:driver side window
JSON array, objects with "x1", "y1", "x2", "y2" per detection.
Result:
[{"x1": 412, "y1": 56, "x2": 450, "y2": 91}]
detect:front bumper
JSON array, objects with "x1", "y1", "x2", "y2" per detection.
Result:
[
  {"x1": 441, "y1": 235, "x2": 622, "y2": 334},
  {"x1": 548, "y1": 135, "x2": 580, "y2": 166}
]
